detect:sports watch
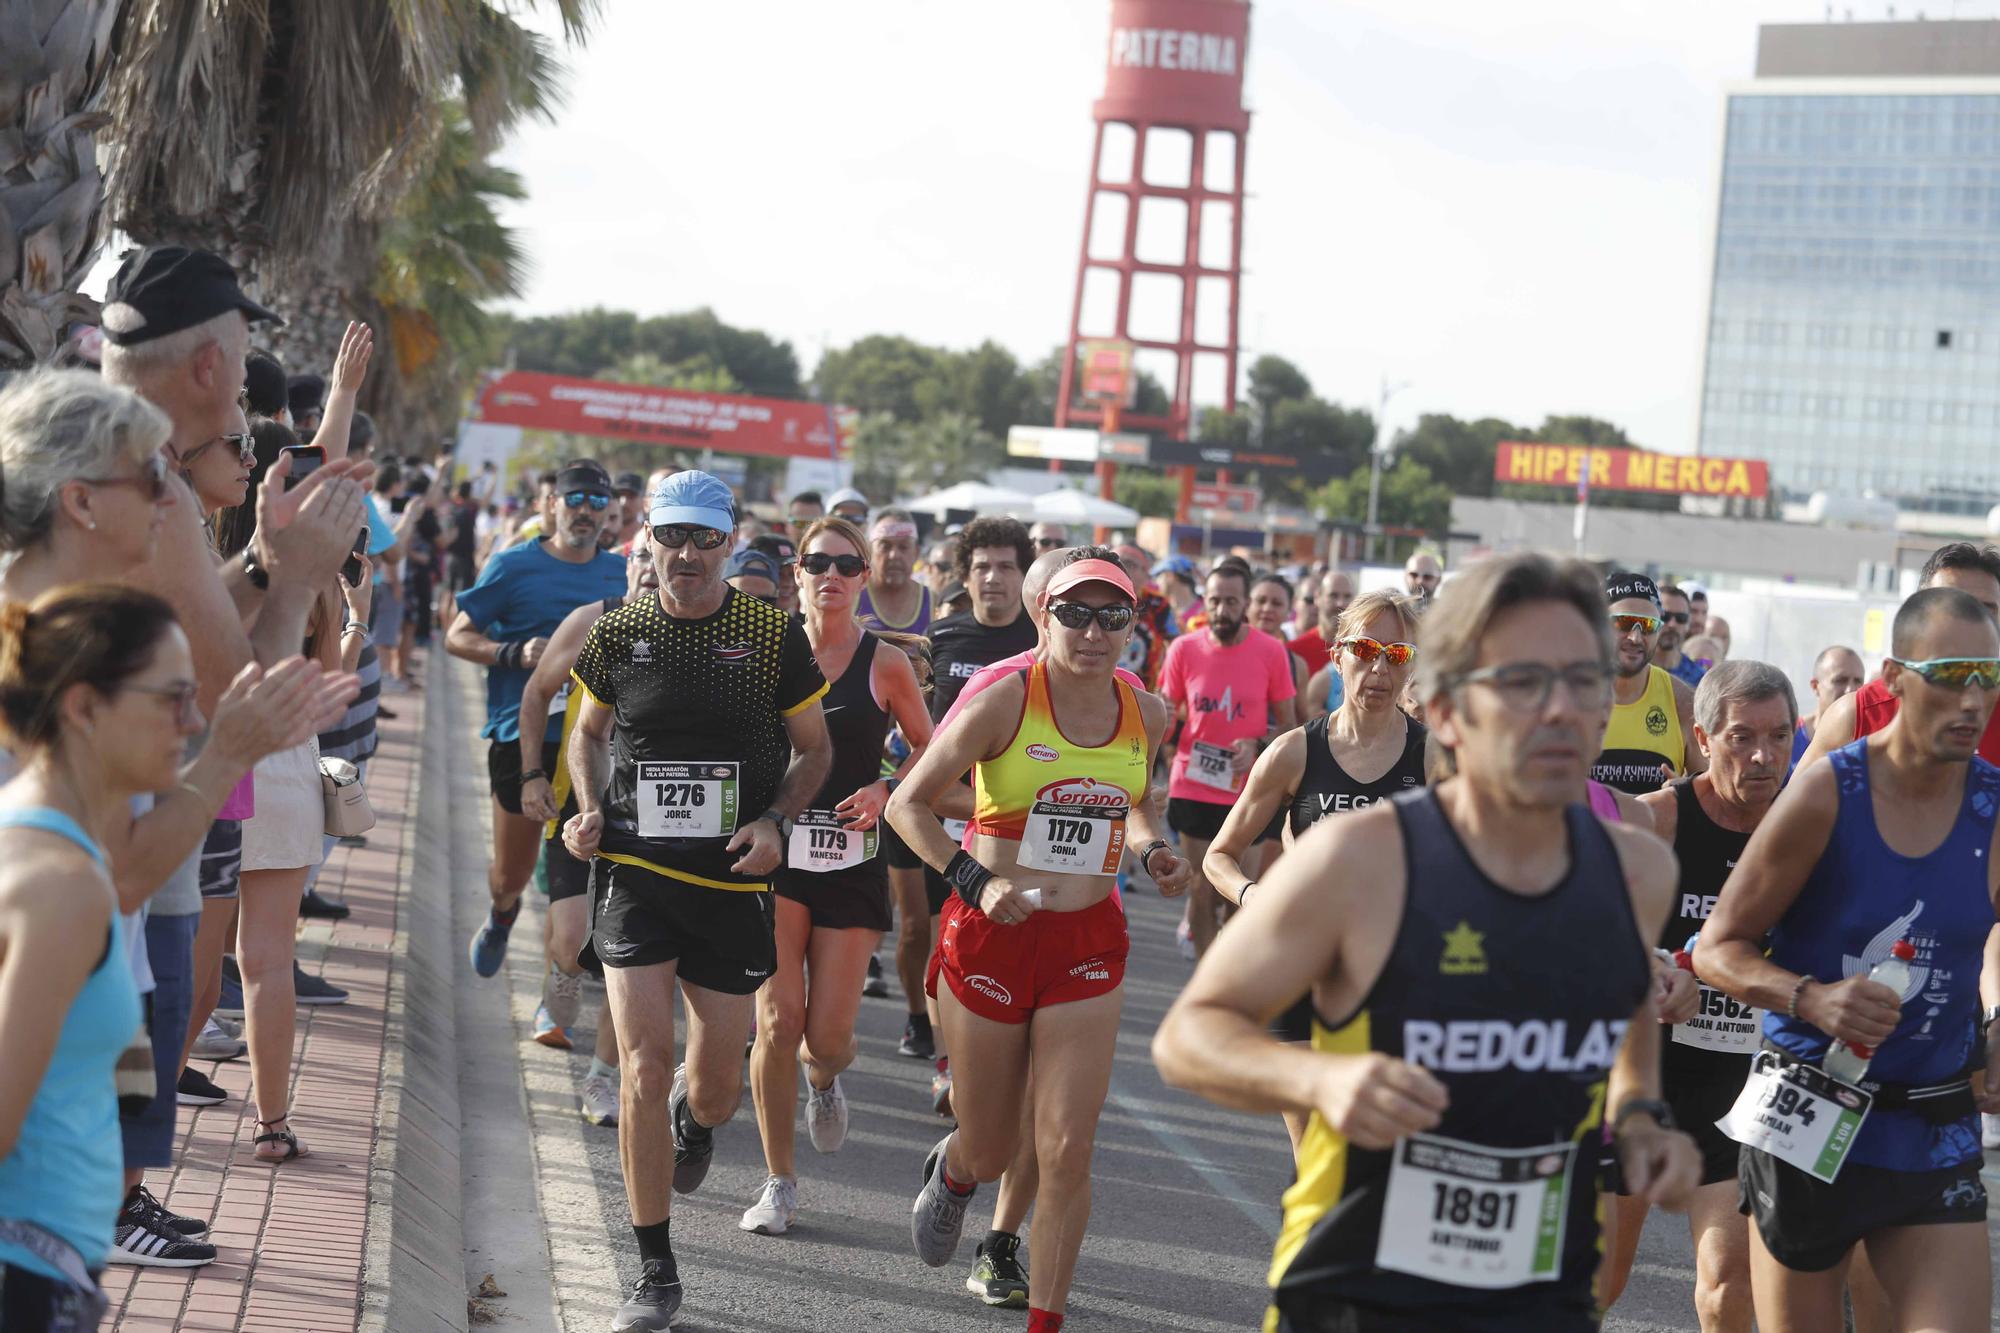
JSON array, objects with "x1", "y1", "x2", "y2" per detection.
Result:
[
  {"x1": 759, "y1": 808, "x2": 792, "y2": 839},
  {"x1": 1612, "y1": 1097, "x2": 1678, "y2": 1134}
]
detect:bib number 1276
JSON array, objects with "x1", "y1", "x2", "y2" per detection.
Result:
[{"x1": 636, "y1": 761, "x2": 738, "y2": 840}]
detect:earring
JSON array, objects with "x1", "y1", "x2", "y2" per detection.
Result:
[{"x1": 87, "y1": 519, "x2": 97, "y2": 531}]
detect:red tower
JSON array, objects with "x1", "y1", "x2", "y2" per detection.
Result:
[{"x1": 1055, "y1": 0, "x2": 1251, "y2": 489}]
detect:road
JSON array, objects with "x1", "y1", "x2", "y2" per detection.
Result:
[{"x1": 435, "y1": 660, "x2": 1998, "y2": 1332}]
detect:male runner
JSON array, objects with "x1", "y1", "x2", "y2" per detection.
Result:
[
  {"x1": 786, "y1": 490, "x2": 824, "y2": 539},
  {"x1": 1154, "y1": 550, "x2": 1698, "y2": 1331},
  {"x1": 562, "y1": 470, "x2": 832, "y2": 1331},
  {"x1": 1160, "y1": 561, "x2": 1298, "y2": 957},
  {"x1": 1028, "y1": 520, "x2": 1068, "y2": 555},
  {"x1": 1792, "y1": 644, "x2": 1863, "y2": 767},
  {"x1": 723, "y1": 548, "x2": 781, "y2": 604},
  {"x1": 1402, "y1": 550, "x2": 1441, "y2": 605},
  {"x1": 1595, "y1": 571, "x2": 1703, "y2": 794},
  {"x1": 1289, "y1": 568, "x2": 1354, "y2": 679},
  {"x1": 826, "y1": 486, "x2": 870, "y2": 524},
  {"x1": 1687, "y1": 584, "x2": 1711, "y2": 640},
  {"x1": 1698, "y1": 585, "x2": 2000, "y2": 1333},
  {"x1": 857, "y1": 507, "x2": 933, "y2": 634},
  {"x1": 1655, "y1": 584, "x2": 1706, "y2": 688},
  {"x1": 450, "y1": 458, "x2": 627, "y2": 978},
  {"x1": 1113, "y1": 544, "x2": 1176, "y2": 692},
  {"x1": 1601, "y1": 661, "x2": 1798, "y2": 1332},
  {"x1": 749, "y1": 531, "x2": 800, "y2": 614},
  {"x1": 1152, "y1": 554, "x2": 1200, "y2": 632}
]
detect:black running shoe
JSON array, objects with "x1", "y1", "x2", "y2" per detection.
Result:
[
  {"x1": 109, "y1": 1194, "x2": 216, "y2": 1267},
  {"x1": 293, "y1": 963, "x2": 349, "y2": 1006},
  {"x1": 612, "y1": 1260, "x2": 682, "y2": 1331},
  {"x1": 898, "y1": 1015, "x2": 935, "y2": 1060},
  {"x1": 176, "y1": 1066, "x2": 227, "y2": 1107},
  {"x1": 862, "y1": 952, "x2": 890, "y2": 998},
  {"x1": 670, "y1": 1064, "x2": 713, "y2": 1195},
  {"x1": 299, "y1": 887, "x2": 351, "y2": 920},
  {"x1": 132, "y1": 1186, "x2": 208, "y2": 1238},
  {"x1": 966, "y1": 1232, "x2": 1029, "y2": 1307}
]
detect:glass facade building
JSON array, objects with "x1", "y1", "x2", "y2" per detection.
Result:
[{"x1": 1696, "y1": 85, "x2": 2000, "y2": 508}]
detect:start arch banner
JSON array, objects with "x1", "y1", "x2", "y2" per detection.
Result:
[{"x1": 473, "y1": 371, "x2": 854, "y2": 460}]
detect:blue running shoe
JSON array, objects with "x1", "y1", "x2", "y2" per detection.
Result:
[{"x1": 469, "y1": 904, "x2": 519, "y2": 978}]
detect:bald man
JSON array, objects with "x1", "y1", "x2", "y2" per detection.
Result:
[
  {"x1": 1289, "y1": 568, "x2": 1353, "y2": 679},
  {"x1": 1403, "y1": 551, "x2": 1441, "y2": 604},
  {"x1": 1792, "y1": 645, "x2": 1865, "y2": 768}
]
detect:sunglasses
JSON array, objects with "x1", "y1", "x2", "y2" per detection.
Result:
[
  {"x1": 181, "y1": 432, "x2": 256, "y2": 470},
  {"x1": 1612, "y1": 613, "x2": 1662, "y2": 635},
  {"x1": 1342, "y1": 637, "x2": 1416, "y2": 666},
  {"x1": 123, "y1": 680, "x2": 201, "y2": 726},
  {"x1": 563, "y1": 490, "x2": 612, "y2": 511},
  {"x1": 1047, "y1": 601, "x2": 1135, "y2": 633},
  {"x1": 1660, "y1": 611, "x2": 1690, "y2": 625},
  {"x1": 1886, "y1": 656, "x2": 2000, "y2": 691},
  {"x1": 1457, "y1": 660, "x2": 1613, "y2": 713},
  {"x1": 1033, "y1": 537, "x2": 1066, "y2": 550},
  {"x1": 85, "y1": 454, "x2": 173, "y2": 504},
  {"x1": 651, "y1": 523, "x2": 729, "y2": 550},
  {"x1": 800, "y1": 551, "x2": 867, "y2": 577}
]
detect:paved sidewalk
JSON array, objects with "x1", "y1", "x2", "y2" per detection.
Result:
[{"x1": 103, "y1": 688, "x2": 427, "y2": 1333}]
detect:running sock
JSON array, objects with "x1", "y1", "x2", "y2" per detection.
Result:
[
  {"x1": 981, "y1": 1229, "x2": 1017, "y2": 1256},
  {"x1": 588, "y1": 1056, "x2": 618, "y2": 1081},
  {"x1": 939, "y1": 1157, "x2": 975, "y2": 1197},
  {"x1": 632, "y1": 1220, "x2": 677, "y2": 1281},
  {"x1": 674, "y1": 1094, "x2": 711, "y2": 1144},
  {"x1": 908, "y1": 1012, "x2": 932, "y2": 1039},
  {"x1": 491, "y1": 900, "x2": 521, "y2": 929},
  {"x1": 934, "y1": 1055, "x2": 949, "y2": 1075},
  {"x1": 1027, "y1": 1309, "x2": 1064, "y2": 1333}
]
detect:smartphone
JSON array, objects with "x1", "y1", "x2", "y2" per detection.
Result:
[
  {"x1": 341, "y1": 525, "x2": 367, "y2": 587},
  {"x1": 282, "y1": 444, "x2": 325, "y2": 490}
]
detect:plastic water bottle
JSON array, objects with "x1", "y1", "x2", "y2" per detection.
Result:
[{"x1": 1821, "y1": 939, "x2": 1916, "y2": 1085}]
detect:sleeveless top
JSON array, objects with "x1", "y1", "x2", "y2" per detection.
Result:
[
  {"x1": 1763, "y1": 741, "x2": 1997, "y2": 1171},
  {"x1": 1269, "y1": 791, "x2": 1647, "y2": 1322},
  {"x1": 857, "y1": 582, "x2": 932, "y2": 635},
  {"x1": 546, "y1": 596, "x2": 624, "y2": 833},
  {"x1": 780, "y1": 633, "x2": 890, "y2": 884},
  {"x1": 0, "y1": 808, "x2": 140, "y2": 1279},
  {"x1": 1853, "y1": 675, "x2": 2000, "y2": 765},
  {"x1": 1586, "y1": 781, "x2": 1621, "y2": 821},
  {"x1": 1288, "y1": 713, "x2": 1428, "y2": 838},
  {"x1": 1659, "y1": 779, "x2": 1757, "y2": 1089},
  {"x1": 971, "y1": 662, "x2": 1149, "y2": 874},
  {"x1": 1593, "y1": 664, "x2": 1685, "y2": 794}
]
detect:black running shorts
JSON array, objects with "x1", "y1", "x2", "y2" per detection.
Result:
[
  {"x1": 1268, "y1": 1295, "x2": 1599, "y2": 1333},
  {"x1": 487, "y1": 736, "x2": 561, "y2": 817},
  {"x1": 1613, "y1": 1070, "x2": 1743, "y2": 1192},
  {"x1": 1167, "y1": 796, "x2": 1229, "y2": 842},
  {"x1": 1739, "y1": 1145, "x2": 1989, "y2": 1272},
  {"x1": 588, "y1": 859, "x2": 776, "y2": 995},
  {"x1": 879, "y1": 819, "x2": 925, "y2": 871},
  {"x1": 774, "y1": 859, "x2": 892, "y2": 933}
]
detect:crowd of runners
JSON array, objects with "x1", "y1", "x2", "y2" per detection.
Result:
[{"x1": 1, "y1": 247, "x2": 1997, "y2": 1333}]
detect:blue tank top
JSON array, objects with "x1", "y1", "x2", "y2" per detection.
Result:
[
  {"x1": 0, "y1": 807, "x2": 139, "y2": 1278},
  {"x1": 1762, "y1": 742, "x2": 1997, "y2": 1171}
]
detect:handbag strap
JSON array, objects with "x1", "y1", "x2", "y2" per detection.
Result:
[{"x1": 0, "y1": 1217, "x2": 103, "y2": 1294}]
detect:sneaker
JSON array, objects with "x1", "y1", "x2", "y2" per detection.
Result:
[
  {"x1": 299, "y1": 887, "x2": 351, "y2": 921},
  {"x1": 898, "y1": 1014, "x2": 935, "y2": 1060},
  {"x1": 670, "y1": 1064, "x2": 713, "y2": 1195},
  {"x1": 544, "y1": 965, "x2": 584, "y2": 1029},
  {"x1": 1984, "y1": 1113, "x2": 2000, "y2": 1150},
  {"x1": 176, "y1": 1066, "x2": 227, "y2": 1107},
  {"x1": 804, "y1": 1070, "x2": 848, "y2": 1154},
  {"x1": 1175, "y1": 916, "x2": 1196, "y2": 960},
  {"x1": 611, "y1": 1260, "x2": 682, "y2": 1331},
  {"x1": 216, "y1": 958, "x2": 244, "y2": 1019},
  {"x1": 130, "y1": 1186, "x2": 207, "y2": 1239},
  {"x1": 580, "y1": 1072, "x2": 619, "y2": 1126},
  {"x1": 190, "y1": 1017, "x2": 246, "y2": 1061},
  {"x1": 911, "y1": 1132, "x2": 974, "y2": 1267},
  {"x1": 292, "y1": 963, "x2": 348, "y2": 1006},
  {"x1": 469, "y1": 906, "x2": 516, "y2": 978},
  {"x1": 738, "y1": 1175, "x2": 799, "y2": 1235},
  {"x1": 931, "y1": 1060, "x2": 954, "y2": 1119},
  {"x1": 532, "y1": 1003, "x2": 574, "y2": 1050},
  {"x1": 966, "y1": 1233, "x2": 1030, "y2": 1307},
  {"x1": 209, "y1": 1014, "x2": 242, "y2": 1040},
  {"x1": 862, "y1": 952, "x2": 890, "y2": 998},
  {"x1": 109, "y1": 1195, "x2": 217, "y2": 1268}
]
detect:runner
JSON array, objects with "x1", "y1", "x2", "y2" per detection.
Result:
[
  {"x1": 1594, "y1": 571, "x2": 1704, "y2": 794},
  {"x1": 1599, "y1": 661, "x2": 1798, "y2": 1332},
  {"x1": 1153, "y1": 550, "x2": 1699, "y2": 1332},
  {"x1": 1152, "y1": 554, "x2": 1200, "y2": 633},
  {"x1": 740, "y1": 516, "x2": 933, "y2": 1236},
  {"x1": 1403, "y1": 550, "x2": 1441, "y2": 606},
  {"x1": 1112, "y1": 544, "x2": 1175, "y2": 692},
  {"x1": 449, "y1": 459, "x2": 627, "y2": 981},
  {"x1": 857, "y1": 508, "x2": 934, "y2": 635},
  {"x1": 748, "y1": 532, "x2": 800, "y2": 615},
  {"x1": 1655, "y1": 584, "x2": 1706, "y2": 688},
  {"x1": 1029, "y1": 521, "x2": 1068, "y2": 556},
  {"x1": 1791, "y1": 644, "x2": 1863, "y2": 768},
  {"x1": 1250, "y1": 573, "x2": 1310, "y2": 702},
  {"x1": 1160, "y1": 560, "x2": 1298, "y2": 958},
  {"x1": 1290, "y1": 568, "x2": 1353, "y2": 681},
  {"x1": 826, "y1": 487, "x2": 870, "y2": 525},
  {"x1": 562, "y1": 469, "x2": 832, "y2": 1331},
  {"x1": 889, "y1": 550, "x2": 1192, "y2": 1333},
  {"x1": 1202, "y1": 588, "x2": 1426, "y2": 1155},
  {"x1": 786, "y1": 490, "x2": 824, "y2": 540},
  {"x1": 1696, "y1": 585, "x2": 2000, "y2": 1333}
]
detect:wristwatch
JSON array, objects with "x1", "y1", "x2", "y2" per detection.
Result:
[
  {"x1": 759, "y1": 808, "x2": 792, "y2": 839},
  {"x1": 240, "y1": 545, "x2": 270, "y2": 590},
  {"x1": 1613, "y1": 1097, "x2": 1677, "y2": 1134},
  {"x1": 518, "y1": 769, "x2": 546, "y2": 784},
  {"x1": 1983, "y1": 1005, "x2": 2000, "y2": 1034}
]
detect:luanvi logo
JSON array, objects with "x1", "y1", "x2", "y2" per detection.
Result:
[{"x1": 1439, "y1": 921, "x2": 1487, "y2": 976}]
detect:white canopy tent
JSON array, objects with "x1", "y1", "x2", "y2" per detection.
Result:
[
  {"x1": 900, "y1": 480, "x2": 1034, "y2": 517},
  {"x1": 1024, "y1": 487, "x2": 1141, "y2": 529}
]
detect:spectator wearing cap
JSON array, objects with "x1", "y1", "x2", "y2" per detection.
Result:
[
  {"x1": 826, "y1": 486, "x2": 869, "y2": 524},
  {"x1": 1595, "y1": 570, "x2": 1705, "y2": 795},
  {"x1": 608, "y1": 472, "x2": 647, "y2": 551},
  {"x1": 1152, "y1": 553, "x2": 1200, "y2": 629},
  {"x1": 244, "y1": 350, "x2": 289, "y2": 422},
  {"x1": 726, "y1": 548, "x2": 783, "y2": 604},
  {"x1": 449, "y1": 457, "x2": 630, "y2": 995},
  {"x1": 750, "y1": 532, "x2": 800, "y2": 615}
]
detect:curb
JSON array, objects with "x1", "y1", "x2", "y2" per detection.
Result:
[{"x1": 361, "y1": 652, "x2": 470, "y2": 1333}]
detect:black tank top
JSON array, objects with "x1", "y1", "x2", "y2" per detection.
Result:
[
  {"x1": 807, "y1": 633, "x2": 887, "y2": 812},
  {"x1": 1289, "y1": 713, "x2": 1429, "y2": 838},
  {"x1": 1659, "y1": 777, "x2": 1757, "y2": 1088},
  {"x1": 1272, "y1": 790, "x2": 1649, "y2": 1320}
]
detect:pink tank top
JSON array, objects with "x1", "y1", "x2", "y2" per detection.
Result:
[{"x1": 1586, "y1": 780, "x2": 1620, "y2": 822}]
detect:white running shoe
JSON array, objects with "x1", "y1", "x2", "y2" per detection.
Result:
[
  {"x1": 545, "y1": 965, "x2": 584, "y2": 1030},
  {"x1": 580, "y1": 1072, "x2": 619, "y2": 1127},
  {"x1": 805, "y1": 1069, "x2": 849, "y2": 1154},
  {"x1": 190, "y1": 1017, "x2": 246, "y2": 1061},
  {"x1": 1983, "y1": 1113, "x2": 2000, "y2": 1150},
  {"x1": 738, "y1": 1175, "x2": 799, "y2": 1235}
]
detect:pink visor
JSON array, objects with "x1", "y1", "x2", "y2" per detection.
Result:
[{"x1": 1041, "y1": 558, "x2": 1136, "y2": 606}]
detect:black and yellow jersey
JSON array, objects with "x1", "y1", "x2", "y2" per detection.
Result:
[
  {"x1": 1267, "y1": 790, "x2": 1648, "y2": 1330},
  {"x1": 571, "y1": 587, "x2": 826, "y2": 892},
  {"x1": 543, "y1": 596, "x2": 626, "y2": 840},
  {"x1": 1592, "y1": 664, "x2": 1685, "y2": 795}
]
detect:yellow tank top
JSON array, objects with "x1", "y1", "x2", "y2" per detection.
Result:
[
  {"x1": 1592, "y1": 663, "x2": 1685, "y2": 795},
  {"x1": 971, "y1": 662, "x2": 1149, "y2": 876}
]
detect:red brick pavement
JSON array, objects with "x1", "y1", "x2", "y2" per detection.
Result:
[{"x1": 104, "y1": 689, "x2": 426, "y2": 1333}]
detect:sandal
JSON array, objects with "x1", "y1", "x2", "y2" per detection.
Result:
[{"x1": 253, "y1": 1115, "x2": 310, "y2": 1163}]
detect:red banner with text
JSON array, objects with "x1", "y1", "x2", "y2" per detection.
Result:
[
  {"x1": 474, "y1": 371, "x2": 852, "y2": 460},
  {"x1": 1494, "y1": 441, "x2": 1768, "y2": 500}
]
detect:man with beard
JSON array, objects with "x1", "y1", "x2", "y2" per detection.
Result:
[
  {"x1": 1403, "y1": 550, "x2": 1441, "y2": 605},
  {"x1": 1655, "y1": 584, "x2": 1706, "y2": 688},
  {"x1": 451, "y1": 459, "x2": 629, "y2": 978},
  {"x1": 1160, "y1": 562, "x2": 1298, "y2": 958},
  {"x1": 1594, "y1": 571, "x2": 1703, "y2": 794},
  {"x1": 858, "y1": 508, "x2": 933, "y2": 634}
]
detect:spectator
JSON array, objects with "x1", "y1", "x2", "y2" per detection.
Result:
[
  {"x1": 286, "y1": 373, "x2": 325, "y2": 436},
  {"x1": 243, "y1": 350, "x2": 288, "y2": 422},
  {"x1": 447, "y1": 481, "x2": 481, "y2": 593}
]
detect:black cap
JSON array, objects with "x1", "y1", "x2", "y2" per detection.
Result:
[
  {"x1": 1605, "y1": 571, "x2": 1661, "y2": 607},
  {"x1": 614, "y1": 471, "x2": 645, "y2": 497},
  {"x1": 243, "y1": 350, "x2": 287, "y2": 417},
  {"x1": 101, "y1": 245, "x2": 282, "y2": 346},
  {"x1": 555, "y1": 459, "x2": 613, "y2": 494},
  {"x1": 750, "y1": 533, "x2": 797, "y2": 566},
  {"x1": 287, "y1": 372, "x2": 326, "y2": 420}
]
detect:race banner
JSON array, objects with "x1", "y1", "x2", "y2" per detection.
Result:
[
  {"x1": 1495, "y1": 442, "x2": 1769, "y2": 500},
  {"x1": 473, "y1": 371, "x2": 853, "y2": 460}
]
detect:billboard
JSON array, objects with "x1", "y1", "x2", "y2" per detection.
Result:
[
  {"x1": 1190, "y1": 482, "x2": 1260, "y2": 514},
  {"x1": 1007, "y1": 426, "x2": 1151, "y2": 462},
  {"x1": 1078, "y1": 339, "x2": 1136, "y2": 406},
  {"x1": 1494, "y1": 442, "x2": 1769, "y2": 500},
  {"x1": 473, "y1": 371, "x2": 852, "y2": 460}
]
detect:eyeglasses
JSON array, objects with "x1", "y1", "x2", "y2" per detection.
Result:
[
  {"x1": 1455, "y1": 660, "x2": 1613, "y2": 713},
  {"x1": 84, "y1": 454, "x2": 172, "y2": 504},
  {"x1": 563, "y1": 490, "x2": 611, "y2": 511},
  {"x1": 1047, "y1": 601, "x2": 1135, "y2": 633},
  {"x1": 181, "y1": 432, "x2": 255, "y2": 470},
  {"x1": 1611, "y1": 614, "x2": 1662, "y2": 636},
  {"x1": 651, "y1": 524, "x2": 729, "y2": 550},
  {"x1": 1033, "y1": 537, "x2": 1066, "y2": 550},
  {"x1": 122, "y1": 680, "x2": 200, "y2": 726},
  {"x1": 1342, "y1": 637, "x2": 1417, "y2": 666},
  {"x1": 800, "y1": 551, "x2": 867, "y2": 577},
  {"x1": 1660, "y1": 611, "x2": 1690, "y2": 625},
  {"x1": 1886, "y1": 656, "x2": 2000, "y2": 691}
]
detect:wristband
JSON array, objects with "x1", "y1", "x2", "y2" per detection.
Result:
[
  {"x1": 1613, "y1": 1097, "x2": 1677, "y2": 1134},
  {"x1": 519, "y1": 769, "x2": 546, "y2": 784},
  {"x1": 1787, "y1": 974, "x2": 1813, "y2": 1019},
  {"x1": 1239, "y1": 881, "x2": 1256, "y2": 907},
  {"x1": 240, "y1": 546, "x2": 270, "y2": 590},
  {"x1": 342, "y1": 621, "x2": 369, "y2": 637},
  {"x1": 494, "y1": 640, "x2": 523, "y2": 670},
  {"x1": 1136, "y1": 839, "x2": 1169, "y2": 872},
  {"x1": 944, "y1": 849, "x2": 994, "y2": 910}
]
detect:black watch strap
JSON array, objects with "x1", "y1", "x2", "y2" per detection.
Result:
[
  {"x1": 1613, "y1": 1097, "x2": 1677, "y2": 1134},
  {"x1": 240, "y1": 546, "x2": 270, "y2": 590},
  {"x1": 518, "y1": 768, "x2": 546, "y2": 784}
]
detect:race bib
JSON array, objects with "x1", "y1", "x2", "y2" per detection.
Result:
[
  {"x1": 548, "y1": 681, "x2": 571, "y2": 717},
  {"x1": 1672, "y1": 985, "x2": 1761, "y2": 1055},
  {"x1": 1188, "y1": 740, "x2": 1238, "y2": 793},
  {"x1": 788, "y1": 809, "x2": 877, "y2": 873},
  {"x1": 1019, "y1": 797, "x2": 1127, "y2": 875},
  {"x1": 1718, "y1": 1051, "x2": 1871, "y2": 1183},
  {"x1": 635, "y1": 761, "x2": 739, "y2": 840},
  {"x1": 1376, "y1": 1134, "x2": 1575, "y2": 1289}
]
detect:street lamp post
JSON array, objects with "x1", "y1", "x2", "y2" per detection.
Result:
[{"x1": 1363, "y1": 377, "x2": 1411, "y2": 564}]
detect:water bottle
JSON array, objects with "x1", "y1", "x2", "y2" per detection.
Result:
[{"x1": 1821, "y1": 939, "x2": 1915, "y2": 1085}]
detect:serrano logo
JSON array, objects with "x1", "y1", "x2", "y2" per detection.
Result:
[
  {"x1": 711, "y1": 643, "x2": 756, "y2": 664},
  {"x1": 1035, "y1": 777, "x2": 1127, "y2": 808},
  {"x1": 1025, "y1": 743, "x2": 1060, "y2": 763},
  {"x1": 963, "y1": 974, "x2": 1014, "y2": 1006}
]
